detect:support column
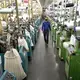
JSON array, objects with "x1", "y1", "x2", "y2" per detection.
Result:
[
  {"x1": 0, "y1": 19, "x2": 2, "y2": 34},
  {"x1": 28, "y1": 0, "x2": 31, "y2": 20},
  {"x1": 0, "y1": 3, "x2": 2, "y2": 34},
  {"x1": 31, "y1": 0, "x2": 33, "y2": 20},
  {"x1": 4, "y1": 0, "x2": 8, "y2": 23},
  {"x1": 15, "y1": 0, "x2": 19, "y2": 27}
]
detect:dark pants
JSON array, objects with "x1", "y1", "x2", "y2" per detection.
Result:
[{"x1": 43, "y1": 30, "x2": 49, "y2": 44}]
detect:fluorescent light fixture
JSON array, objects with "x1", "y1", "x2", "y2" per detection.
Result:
[
  {"x1": 18, "y1": 0, "x2": 22, "y2": 4},
  {"x1": 0, "y1": 7, "x2": 15, "y2": 13}
]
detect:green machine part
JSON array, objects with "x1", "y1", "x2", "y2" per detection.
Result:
[
  {"x1": 65, "y1": 49, "x2": 80, "y2": 80},
  {"x1": 55, "y1": 23, "x2": 64, "y2": 48},
  {"x1": 26, "y1": 36, "x2": 32, "y2": 57},
  {"x1": 51, "y1": 24, "x2": 55, "y2": 45},
  {"x1": 53, "y1": 25, "x2": 57, "y2": 42},
  {"x1": 34, "y1": 28, "x2": 40, "y2": 44},
  {"x1": 59, "y1": 39, "x2": 67, "y2": 61},
  {"x1": 51, "y1": 24, "x2": 56, "y2": 42},
  {"x1": 47, "y1": 16, "x2": 59, "y2": 44},
  {"x1": 34, "y1": 28, "x2": 38, "y2": 44},
  {"x1": 34, "y1": 18, "x2": 41, "y2": 41},
  {"x1": 59, "y1": 29, "x2": 70, "y2": 61},
  {"x1": 35, "y1": 17, "x2": 41, "y2": 27},
  {"x1": 65, "y1": 40, "x2": 80, "y2": 80},
  {"x1": 30, "y1": 30, "x2": 35, "y2": 45},
  {"x1": 24, "y1": 30, "x2": 32, "y2": 58},
  {"x1": 51, "y1": 26, "x2": 54, "y2": 43},
  {"x1": 34, "y1": 25, "x2": 39, "y2": 44},
  {"x1": 34, "y1": 20, "x2": 41, "y2": 40},
  {"x1": 19, "y1": 46, "x2": 28, "y2": 74},
  {"x1": 48, "y1": 16, "x2": 57, "y2": 43},
  {"x1": 56, "y1": 30, "x2": 62, "y2": 49}
]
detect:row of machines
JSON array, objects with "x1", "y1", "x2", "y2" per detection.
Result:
[
  {"x1": 0, "y1": 6, "x2": 41, "y2": 80},
  {"x1": 48, "y1": 0, "x2": 80, "y2": 80}
]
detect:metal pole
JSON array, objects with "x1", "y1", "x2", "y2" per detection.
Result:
[
  {"x1": 63, "y1": 0, "x2": 66, "y2": 25},
  {"x1": 28, "y1": 0, "x2": 31, "y2": 21},
  {"x1": 4, "y1": 0, "x2": 8, "y2": 22},
  {"x1": 74, "y1": 0, "x2": 78, "y2": 27},
  {"x1": 15, "y1": 0, "x2": 19, "y2": 27},
  {"x1": 9, "y1": 0, "x2": 12, "y2": 6},
  {"x1": 31, "y1": 0, "x2": 33, "y2": 20},
  {"x1": 0, "y1": 19, "x2": 2, "y2": 34},
  {"x1": 11, "y1": 0, "x2": 13, "y2": 5},
  {"x1": 0, "y1": 2, "x2": 2, "y2": 34}
]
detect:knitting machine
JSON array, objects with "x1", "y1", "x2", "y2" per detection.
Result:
[{"x1": 65, "y1": 26, "x2": 80, "y2": 80}]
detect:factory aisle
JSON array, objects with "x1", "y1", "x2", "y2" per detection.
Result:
[{"x1": 27, "y1": 29, "x2": 65, "y2": 80}]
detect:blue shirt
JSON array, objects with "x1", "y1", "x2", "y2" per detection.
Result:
[{"x1": 42, "y1": 21, "x2": 51, "y2": 31}]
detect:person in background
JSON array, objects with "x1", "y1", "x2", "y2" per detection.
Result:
[{"x1": 42, "y1": 17, "x2": 51, "y2": 45}]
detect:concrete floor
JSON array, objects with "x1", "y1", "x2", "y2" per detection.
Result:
[{"x1": 27, "y1": 30, "x2": 66, "y2": 80}]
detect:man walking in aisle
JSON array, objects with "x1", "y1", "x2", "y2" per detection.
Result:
[{"x1": 42, "y1": 17, "x2": 51, "y2": 45}]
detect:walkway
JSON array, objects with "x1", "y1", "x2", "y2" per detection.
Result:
[{"x1": 27, "y1": 30, "x2": 66, "y2": 80}]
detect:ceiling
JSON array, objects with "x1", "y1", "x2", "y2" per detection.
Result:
[
  {"x1": 0, "y1": 0, "x2": 54, "y2": 7},
  {"x1": 39, "y1": 0, "x2": 80, "y2": 7},
  {"x1": 39, "y1": 0, "x2": 57, "y2": 7}
]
